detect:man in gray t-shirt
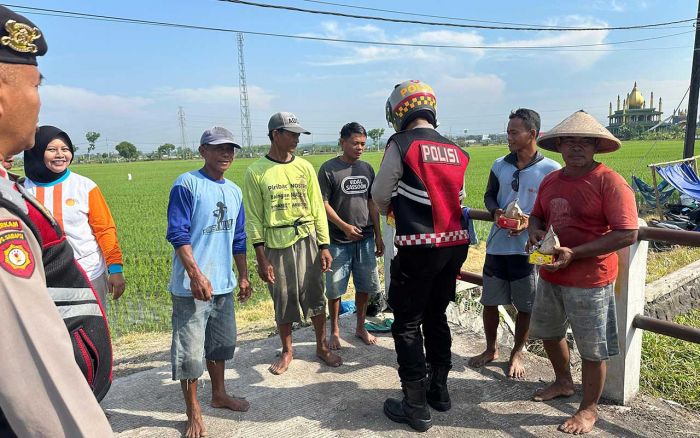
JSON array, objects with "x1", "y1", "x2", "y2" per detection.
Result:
[{"x1": 318, "y1": 122, "x2": 384, "y2": 349}]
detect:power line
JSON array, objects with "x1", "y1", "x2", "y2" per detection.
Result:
[
  {"x1": 219, "y1": 0, "x2": 697, "y2": 31},
  {"x1": 10, "y1": 5, "x2": 696, "y2": 52},
  {"x1": 300, "y1": 0, "x2": 694, "y2": 30}
]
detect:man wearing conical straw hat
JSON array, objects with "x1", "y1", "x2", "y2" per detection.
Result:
[{"x1": 526, "y1": 110, "x2": 639, "y2": 434}]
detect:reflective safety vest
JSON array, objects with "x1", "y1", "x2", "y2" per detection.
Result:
[
  {"x1": 388, "y1": 128, "x2": 470, "y2": 248},
  {"x1": 0, "y1": 182, "x2": 112, "y2": 401}
]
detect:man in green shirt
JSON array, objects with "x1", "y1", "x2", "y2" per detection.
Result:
[{"x1": 244, "y1": 112, "x2": 342, "y2": 375}]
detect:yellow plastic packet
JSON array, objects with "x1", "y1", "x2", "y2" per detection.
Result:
[{"x1": 528, "y1": 249, "x2": 555, "y2": 265}]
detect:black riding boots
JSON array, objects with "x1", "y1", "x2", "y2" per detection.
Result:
[
  {"x1": 383, "y1": 378, "x2": 433, "y2": 432},
  {"x1": 426, "y1": 364, "x2": 452, "y2": 411}
]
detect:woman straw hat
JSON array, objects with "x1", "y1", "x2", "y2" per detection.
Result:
[{"x1": 537, "y1": 110, "x2": 621, "y2": 153}]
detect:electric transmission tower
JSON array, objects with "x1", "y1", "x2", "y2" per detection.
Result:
[
  {"x1": 237, "y1": 33, "x2": 253, "y2": 148},
  {"x1": 178, "y1": 106, "x2": 188, "y2": 158}
]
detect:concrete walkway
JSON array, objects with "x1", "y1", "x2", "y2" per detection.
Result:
[{"x1": 104, "y1": 317, "x2": 700, "y2": 437}]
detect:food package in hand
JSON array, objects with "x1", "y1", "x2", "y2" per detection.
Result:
[
  {"x1": 497, "y1": 199, "x2": 525, "y2": 230},
  {"x1": 504, "y1": 199, "x2": 523, "y2": 218},
  {"x1": 538, "y1": 226, "x2": 560, "y2": 254},
  {"x1": 528, "y1": 226, "x2": 559, "y2": 265}
]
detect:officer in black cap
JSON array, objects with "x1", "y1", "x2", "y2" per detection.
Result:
[{"x1": 0, "y1": 6, "x2": 113, "y2": 436}]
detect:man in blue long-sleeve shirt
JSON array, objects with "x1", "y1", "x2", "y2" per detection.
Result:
[{"x1": 166, "y1": 127, "x2": 252, "y2": 438}]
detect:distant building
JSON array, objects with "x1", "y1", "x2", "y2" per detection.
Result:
[{"x1": 606, "y1": 82, "x2": 686, "y2": 137}]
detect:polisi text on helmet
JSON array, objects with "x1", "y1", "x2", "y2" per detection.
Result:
[{"x1": 400, "y1": 82, "x2": 433, "y2": 98}]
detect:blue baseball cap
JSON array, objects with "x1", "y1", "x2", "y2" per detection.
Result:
[{"x1": 200, "y1": 126, "x2": 241, "y2": 148}]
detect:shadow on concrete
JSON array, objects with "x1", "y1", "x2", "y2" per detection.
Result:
[{"x1": 105, "y1": 323, "x2": 652, "y2": 437}]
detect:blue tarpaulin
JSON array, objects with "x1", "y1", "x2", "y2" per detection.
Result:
[
  {"x1": 631, "y1": 175, "x2": 675, "y2": 206},
  {"x1": 655, "y1": 163, "x2": 700, "y2": 201}
]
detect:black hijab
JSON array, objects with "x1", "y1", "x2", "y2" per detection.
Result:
[{"x1": 24, "y1": 125, "x2": 75, "y2": 184}]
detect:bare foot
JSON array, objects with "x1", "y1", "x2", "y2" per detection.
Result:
[
  {"x1": 269, "y1": 351, "x2": 293, "y2": 375},
  {"x1": 532, "y1": 379, "x2": 575, "y2": 402},
  {"x1": 508, "y1": 350, "x2": 526, "y2": 379},
  {"x1": 317, "y1": 347, "x2": 343, "y2": 367},
  {"x1": 329, "y1": 333, "x2": 343, "y2": 350},
  {"x1": 211, "y1": 393, "x2": 250, "y2": 412},
  {"x1": 468, "y1": 349, "x2": 498, "y2": 368},
  {"x1": 355, "y1": 327, "x2": 377, "y2": 345},
  {"x1": 185, "y1": 402, "x2": 207, "y2": 438},
  {"x1": 559, "y1": 407, "x2": 598, "y2": 434}
]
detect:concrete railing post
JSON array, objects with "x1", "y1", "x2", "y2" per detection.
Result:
[
  {"x1": 382, "y1": 216, "x2": 395, "y2": 295},
  {"x1": 603, "y1": 218, "x2": 648, "y2": 405}
]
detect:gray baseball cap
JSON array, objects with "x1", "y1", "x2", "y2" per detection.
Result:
[
  {"x1": 200, "y1": 126, "x2": 241, "y2": 148},
  {"x1": 268, "y1": 112, "x2": 310, "y2": 134}
]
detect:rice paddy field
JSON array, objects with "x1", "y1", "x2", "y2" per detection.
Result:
[
  {"x1": 67, "y1": 138, "x2": 700, "y2": 411},
  {"x1": 66, "y1": 138, "x2": 686, "y2": 336}
]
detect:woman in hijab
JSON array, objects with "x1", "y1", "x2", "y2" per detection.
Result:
[{"x1": 23, "y1": 125, "x2": 126, "y2": 305}]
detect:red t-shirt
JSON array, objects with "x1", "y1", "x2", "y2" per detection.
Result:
[{"x1": 531, "y1": 163, "x2": 638, "y2": 287}]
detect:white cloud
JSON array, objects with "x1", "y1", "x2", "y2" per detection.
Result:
[
  {"x1": 36, "y1": 84, "x2": 279, "y2": 152},
  {"x1": 589, "y1": 0, "x2": 648, "y2": 12},
  {"x1": 438, "y1": 74, "x2": 507, "y2": 99},
  {"x1": 491, "y1": 16, "x2": 611, "y2": 69},
  {"x1": 156, "y1": 85, "x2": 277, "y2": 109},
  {"x1": 41, "y1": 85, "x2": 153, "y2": 116},
  {"x1": 303, "y1": 20, "x2": 485, "y2": 66},
  {"x1": 304, "y1": 16, "x2": 611, "y2": 70},
  {"x1": 592, "y1": 0, "x2": 625, "y2": 12}
]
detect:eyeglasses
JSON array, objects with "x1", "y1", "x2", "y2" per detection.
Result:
[{"x1": 511, "y1": 169, "x2": 521, "y2": 192}]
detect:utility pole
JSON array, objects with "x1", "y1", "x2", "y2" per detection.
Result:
[
  {"x1": 683, "y1": 0, "x2": 700, "y2": 158},
  {"x1": 237, "y1": 33, "x2": 253, "y2": 148},
  {"x1": 178, "y1": 106, "x2": 187, "y2": 158}
]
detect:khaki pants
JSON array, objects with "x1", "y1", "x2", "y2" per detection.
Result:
[{"x1": 265, "y1": 235, "x2": 326, "y2": 324}]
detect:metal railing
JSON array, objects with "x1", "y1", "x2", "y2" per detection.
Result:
[
  {"x1": 459, "y1": 208, "x2": 700, "y2": 345},
  {"x1": 381, "y1": 207, "x2": 700, "y2": 404}
]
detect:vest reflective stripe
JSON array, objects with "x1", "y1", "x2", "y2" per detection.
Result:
[
  {"x1": 396, "y1": 182, "x2": 432, "y2": 206},
  {"x1": 55, "y1": 303, "x2": 103, "y2": 319},
  {"x1": 48, "y1": 287, "x2": 96, "y2": 303},
  {"x1": 395, "y1": 229, "x2": 470, "y2": 246},
  {"x1": 387, "y1": 128, "x2": 470, "y2": 248}
]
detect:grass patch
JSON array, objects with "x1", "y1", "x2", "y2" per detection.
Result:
[
  {"x1": 640, "y1": 308, "x2": 700, "y2": 411},
  {"x1": 646, "y1": 246, "x2": 700, "y2": 284},
  {"x1": 59, "y1": 139, "x2": 697, "y2": 336}
]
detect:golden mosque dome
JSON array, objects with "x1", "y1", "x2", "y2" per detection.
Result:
[{"x1": 628, "y1": 81, "x2": 645, "y2": 109}]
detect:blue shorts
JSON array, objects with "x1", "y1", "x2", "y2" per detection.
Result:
[
  {"x1": 171, "y1": 293, "x2": 237, "y2": 380},
  {"x1": 529, "y1": 279, "x2": 619, "y2": 361},
  {"x1": 481, "y1": 254, "x2": 537, "y2": 313},
  {"x1": 325, "y1": 237, "x2": 381, "y2": 300}
]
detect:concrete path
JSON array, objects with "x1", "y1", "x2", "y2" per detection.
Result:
[{"x1": 104, "y1": 317, "x2": 700, "y2": 437}]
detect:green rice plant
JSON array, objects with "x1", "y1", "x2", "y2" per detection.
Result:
[
  {"x1": 640, "y1": 308, "x2": 700, "y2": 411},
  {"x1": 64, "y1": 139, "x2": 690, "y2": 336}
]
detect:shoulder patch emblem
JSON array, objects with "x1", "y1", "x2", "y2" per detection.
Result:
[
  {"x1": 0, "y1": 219, "x2": 21, "y2": 232},
  {"x1": 0, "y1": 236, "x2": 35, "y2": 278}
]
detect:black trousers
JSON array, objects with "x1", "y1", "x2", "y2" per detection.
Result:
[{"x1": 388, "y1": 244, "x2": 469, "y2": 382}]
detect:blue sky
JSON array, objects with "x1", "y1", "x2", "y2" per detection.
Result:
[{"x1": 12, "y1": 0, "x2": 699, "y2": 152}]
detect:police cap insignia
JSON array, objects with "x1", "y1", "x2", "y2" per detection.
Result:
[{"x1": 0, "y1": 6, "x2": 47, "y2": 66}]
